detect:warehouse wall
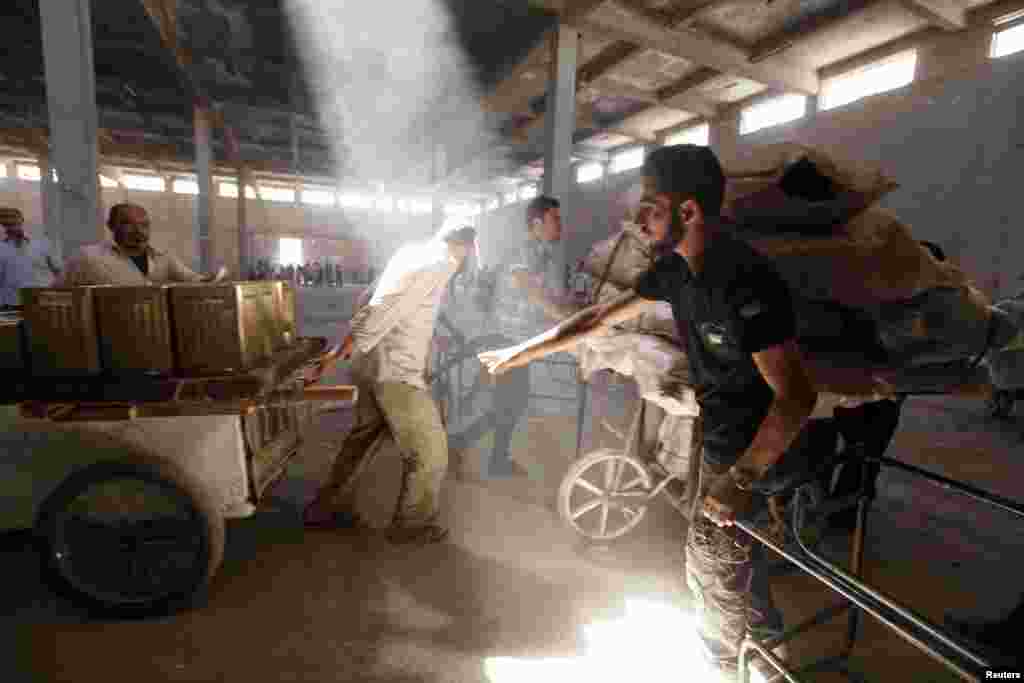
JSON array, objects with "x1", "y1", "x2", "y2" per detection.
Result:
[
  {"x1": 709, "y1": 15, "x2": 1024, "y2": 300},
  {"x1": 0, "y1": 178, "x2": 435, "y2": 276}
]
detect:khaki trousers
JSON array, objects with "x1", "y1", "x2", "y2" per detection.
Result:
[{"x1": 323, "y1": 378, "x2": 448, "y2": 527}]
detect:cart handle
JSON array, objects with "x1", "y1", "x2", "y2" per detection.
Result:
[{"x1": 18, "y1": 385, "x2": 358, "y2": 422}]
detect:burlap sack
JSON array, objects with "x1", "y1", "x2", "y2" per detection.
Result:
[
  {"x1": 876, "y1": 286, "x2": 998, "y2": 365},
  {"x1": 799, "y1": 351, "x2": 991, "y2": 398},
  {"x1": 580, "y1": 222, "x2": 656, "y2": 292},
  {"x1": 720, "y1": 142, "x2": 900, "y2": 219},
  {"x1": 745, "y1": 208, "x2": 970, "y2": 308}
]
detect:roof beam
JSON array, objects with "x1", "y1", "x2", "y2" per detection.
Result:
[
  {"x1": 577, "y1": 41, "x2": 641, "y2": 85},
  {"x1": 482, "y1": 42, "x2": 551, "y2": 113},
  {"x1": 583, "y1": 78, "x2": 717, "y2": 118},
  {"x1": 662, "y1": 0, "x2": 728, "y2": 27},
  {"x1": 575, "y1": 0, "x2": 819, "y2": 94},
  {"x1": 617, "y1": 0, "x2": 741, "y2": 47},
  {"x1": 137, "y1": 0, "x2": 203, "y2": 100},
  {"x1": 560, "y1": 0, "x2": 610, "y2": 23},
  {"x1": 897, "y1": 0, "x2": 967, "y2": 30},
  {"x1": 656, "y1": 66, "x2": 721, "y2": 106},
  {"x1": 512, "y1": 100, "x2": 656, "y2": 144},
  {"x1": 749, "y1": 0, "x2": 881, "y2": 63}
]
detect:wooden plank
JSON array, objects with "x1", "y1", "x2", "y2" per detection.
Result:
[
  {"x1": 3, "y1": 337, "x2": 329, "y2": 407},
  {"x1": 898, "y1": 0, "x2": 967, "y2": 30},
  {"x1": 302, "y1": 385, "x2": 358, "y2": 403},
  {"x1": 17, "y1": 386, "x2": 356, "y2": 422},
  {"x1": 576, "y1": 0, "x2": 819, "y2": 95}
]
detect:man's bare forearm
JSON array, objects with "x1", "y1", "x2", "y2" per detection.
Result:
[
  {"x1": 500, "y1": 291, "x2": 651, "y2": 365},
  {"x1": 511, "y1": 302, "x2": 607, "y2": 354},
  {"x1": 732, "y1": 393, "x2": 817, "y2": 479}
]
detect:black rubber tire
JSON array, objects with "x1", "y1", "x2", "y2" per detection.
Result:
[{"x1": 35, "y1": 455, "x2": 225, "y2": 618}]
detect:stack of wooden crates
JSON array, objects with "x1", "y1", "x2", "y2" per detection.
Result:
[{"x1": 5, "y1": 281, "x2": 297, "y2": 378}]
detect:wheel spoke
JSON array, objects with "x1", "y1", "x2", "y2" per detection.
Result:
[
  {"x1": 599, "y1": 502, "x2": 610, "y2": 536},
  {"x1": 574, "y1": 478, "x2": 604, "y2": 496},
  {"x1": 620, "y1": 506, "x2": 639, "y2": 521},
  {"x1": 612, "y1": 490, "x2": 649, "y2": 499},
  {"x1": 605, "y1": 459, "x2": 625, "y2": 491},
  {"x1": 572, "y1": 498, "x2": 603, "y2": 520},
  {"x1": 619, "y1": 476, "x2": 647, "y2": 492}
]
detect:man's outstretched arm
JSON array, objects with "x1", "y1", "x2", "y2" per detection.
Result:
[{"x1": 478, "y1": 290, "x2": 655, "y2": 374}]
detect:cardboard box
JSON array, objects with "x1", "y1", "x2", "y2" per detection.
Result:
[
  {"x1": 171, "y1": 282, "x2": 278, "y2": 375},
  {"x1": 94, "y1": 286, "x2": 175, "y2": 375},
  {"x1": 22, "y1": 287, "x2": 101, "y2": 376}
]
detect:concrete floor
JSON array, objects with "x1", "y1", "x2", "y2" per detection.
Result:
[{"x1": 2, "y1": 287, "x2": 1023, "y2": 682}]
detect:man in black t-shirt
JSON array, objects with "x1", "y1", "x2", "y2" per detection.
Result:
[{"x1": 478, "y1": 145, "x2": 819, "y2": 673}]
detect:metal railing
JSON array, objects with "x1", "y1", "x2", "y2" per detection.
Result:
[{"x1": 732, "y1": 450, "x2": 1024, "y2": 683}]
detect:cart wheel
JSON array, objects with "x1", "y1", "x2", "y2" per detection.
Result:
[
  {"x1": 35, "y1": 456, "x2": 225, "y2": 618},
  {"x1": 558, "y1": 449, "x2": 653, "y2": 542},
  {"x1": 987, "y1": 391, "x2": 1015, "y2": 420}
]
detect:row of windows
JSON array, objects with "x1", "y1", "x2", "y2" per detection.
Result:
[
  {"x1": 577, "y1": 20, "x2": 1024, "y2": 180},
  {"x1": 0, "y1": 162, "x2": 490, "y2": 216}
]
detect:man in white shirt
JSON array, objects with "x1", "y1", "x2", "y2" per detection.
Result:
[
  {"x1": 58, "y1": 203, "x2": 215, "y2": 286},
  {"x1": 0, "y1": 208, "x2": 61, "y2": 306},
  {"x1": 303, "y1": 222, "x2": 477, "y2": 545}
]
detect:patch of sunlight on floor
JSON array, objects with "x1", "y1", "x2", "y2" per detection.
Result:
[{"x1": 484, "y1": 598, "x2": 766, "y2": 683}]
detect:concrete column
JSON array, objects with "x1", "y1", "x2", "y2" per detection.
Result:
[
  {"x1": 237, "y1": 165, "x2": 249, "y2": 278},
  {"x1": 194, "y1": 104, "x2": 214, "y2": 273},
  {"x1": 542, "y1": 24, "x2": 579, "y2": 295},
  {"x1": 38, "y1": 150, "x2": 62, "y2": 257},
  {"x1": 38, "y1": 0, "x2": 102, "y2": 260},
  {"x1": 431, "y1": 143, "x2": 447, "y2": 232}
]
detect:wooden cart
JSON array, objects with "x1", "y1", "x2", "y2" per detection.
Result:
[{"x1": 0, "y1": 337, "x2": 355, "y2": 617}]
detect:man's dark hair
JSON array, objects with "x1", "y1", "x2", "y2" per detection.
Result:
[
  {"x1": 526, "y1": 195, "x2": 559, "y2": 227},
  {"x1": 108, "y1": 203, "x2": 145, "y2": 227},
  {"x1": 643, "y1": 145, "x2": 725, "y2": 217}
]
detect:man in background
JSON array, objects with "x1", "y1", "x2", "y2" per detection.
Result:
[
  {"x1": 59, "y1": 203, "x2": 219, "y2": 286},
  {"x1": 0, "y1": 207, "x2": 61, "y2": 307},
  {"x1": 303, "y1": 222, "x2": 478, "y2": 545},
  {"x1": 449, "y1": 195, "x2": 576, "y2": 479}
]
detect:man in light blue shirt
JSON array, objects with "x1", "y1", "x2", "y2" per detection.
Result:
[{"x1": 0, "y1": 208, "x2": 61, "y2": 307}]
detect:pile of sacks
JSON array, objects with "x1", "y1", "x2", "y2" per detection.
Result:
[{"x1": 579, "y1": 142, "x2": 1019, "y2": 397}]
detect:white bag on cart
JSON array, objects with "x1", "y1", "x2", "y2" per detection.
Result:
[{"x1": 577, "y1": 332, "x2": 698, "y2": 417}]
